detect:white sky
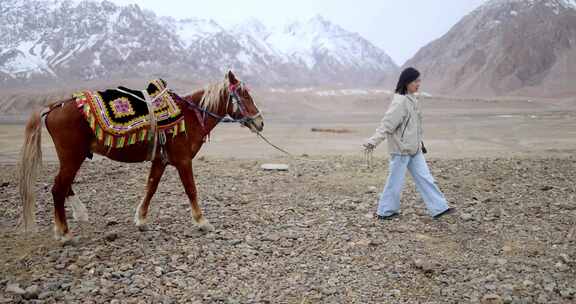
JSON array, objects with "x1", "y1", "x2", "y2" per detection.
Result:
[{"x1": 105, "y1": 0, "x2": 488, "y2": 66}]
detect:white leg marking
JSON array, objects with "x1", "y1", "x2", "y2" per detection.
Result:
[
  {"x1": 68, "y1": 195, "x2": 89, "y2": 222},
  {"x1": 53, "y1": 224, "x2": 72, "y2": 243},
  {"x1": 134, "y1": 200, "x2": 148, "y2": 227}
]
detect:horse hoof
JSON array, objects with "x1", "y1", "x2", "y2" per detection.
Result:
[
  {"x1": 197, "y1": 222, "x2": 214, "y2": 233},
  {"x1": 58, "y1": 233, "x2": 76, "y2": 246},
  {"x1": 61, "y1": 237, "x2": 76, "y2": 246},
  {"x1": 137, "y1": 224, "x2": 148, "y2": 232},
  {"x1": 134, "y1": 215, "x2": 148, "y2": 228}
]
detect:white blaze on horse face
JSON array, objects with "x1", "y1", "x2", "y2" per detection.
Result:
[{"x1": 68, "y1": 195, "x2": 89, "y2": 222}]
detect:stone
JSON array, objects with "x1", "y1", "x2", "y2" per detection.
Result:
[
  {"x1": 38, "y1": 291, "x2": 53, "y2": 300},
  {"x1": 104, "y1": 232, "x2": 119, "y2": 242},
  {"x1": 555, "y1": 262, "x2": 570, "y2": 271},
  {"x1": 5, "y1": 283, "x2": 25, "y2": 295},
  {"x1": 559, "y1": 253, "x2": 572, "y2": 264},
  {"x1": 261, "y1": 234, "x2": 281, "y2": 242},
  {"x1": 560, "y1": 288, "x2": 575, "y2": 299},
  {"x1": 481, "y1": 294, "x2": 503, "y2": 304},
  {"x1": 496, "y1": 258, "x2": 507, "y2": 266},
  {"x1": 522, "y1": 280, "x2": 534, "y2": 289},
  {"x1": 23, "y1": 285, "x2": 40, "y2": 300},
  {"x1": 484, "y1": 274, "x2": 498, "y2": 282},
  {"x1": 413, "y1": 259, "x2": 436, "y2": 273},
  {"x1": 536, "y1": 293, "x2": 548, "y2": 304},
  {"x1": 260, "y1": 164, "x2": 289, "y2": 171},
  {"x1": 460, "y1": 213, "x2": 474, "y2": 221},
  {"x1": 367, "y1": 186, "x2": 378, "y2": 193}
]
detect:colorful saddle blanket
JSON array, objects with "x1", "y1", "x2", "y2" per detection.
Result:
[{"x1": 74, "y1": 79, "x2": 186, "y2": 148}]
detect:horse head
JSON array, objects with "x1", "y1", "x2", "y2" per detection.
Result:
[{"x1": 224, "y1": 70, "x2": 264, "y2": 133}]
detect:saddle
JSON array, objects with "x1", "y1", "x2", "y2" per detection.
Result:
[{"x1": 74, "y1": 79, "x2": 186, "y2": 153}]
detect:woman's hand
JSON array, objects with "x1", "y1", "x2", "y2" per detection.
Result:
[{"x1": 362, "y1": 142, "x2": 375, "y2": 152}]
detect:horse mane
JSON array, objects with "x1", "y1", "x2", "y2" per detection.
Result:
[
  {"x1": 198, "y1": 78, "x2": 246, "y2": 113},
  {"x1": 199, "y1": 79, "x2": 230, "y2": 112}
]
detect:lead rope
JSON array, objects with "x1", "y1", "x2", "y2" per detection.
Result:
[
  {"x1": 253, "y1": 131, "x2": 317, "y2": 178},
  {"x1": 254, "y1": 132, "x2": 293, "y2": 157},
  {"x1": 254, "y1": 131, "x2": 326, "y2": 163},
  {"x1": 364, "y1": 148, "x2": 374, "y2": 170}
]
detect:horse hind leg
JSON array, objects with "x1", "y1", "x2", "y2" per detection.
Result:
[
  {"x1": 51, "y1": 150, "x2": 86, "y2": 242},
  {"x1": 52, "y1": 165, "x2": 82, "y2": 242},
  {"x1": 67, "y1": 188, "x2": 89, "y2": 222},
  {"x1": 45, "y1": 100, "x2": 90, "y2": 242},
  {"x1": 175, "y1": 161, "x2": 214, "y2": 232}
]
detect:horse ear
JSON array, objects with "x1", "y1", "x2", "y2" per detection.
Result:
[{"x1": 226, "y1": 70, "x2": 239, "y2": 84}]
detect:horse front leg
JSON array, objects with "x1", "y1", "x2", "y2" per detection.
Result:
[
  {"x1": 174, "y1": 161, "x2": 214, "y2": 232},
  {"x1": 134, "y1": 159, "x2": 167, "y2": 228}
]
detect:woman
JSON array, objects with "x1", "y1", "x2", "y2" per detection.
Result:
[{"x1": 363, "y1": 67, "x2": 454, "y2": 220}]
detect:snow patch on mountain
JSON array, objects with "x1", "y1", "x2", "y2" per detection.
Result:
[{"x1": 0, "y1": 0, "x2": 398, "y2": 86}]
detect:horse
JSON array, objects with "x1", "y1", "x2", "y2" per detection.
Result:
[{"x1": 18, "y1": 71, "x2": 264, "y2": 242}]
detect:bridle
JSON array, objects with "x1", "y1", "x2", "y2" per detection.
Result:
[{"x1": 226, "y1": 82, "x2": 263, "y2": 127}]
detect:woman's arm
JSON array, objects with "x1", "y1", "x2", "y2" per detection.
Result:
[{"x1": 366, "y1": 97, "x2": 407, "y2": 147}]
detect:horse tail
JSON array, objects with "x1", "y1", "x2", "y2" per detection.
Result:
[{"x1": 18, "y1": 110, "x2": 44, "y2": 232}]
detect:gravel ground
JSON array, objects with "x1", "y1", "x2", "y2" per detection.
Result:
[{"x1": 1, "y1": 156, "x2": 575, "y2": 303}]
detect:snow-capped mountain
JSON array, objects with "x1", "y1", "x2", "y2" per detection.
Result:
[
  {"x1": 268, "y1": 15, "x2": 396, "y2": 71},
  {"x1": 0, "y1": 0, "x2": 398, "y2": 87},
  {"x1": 265, "y1": 15, "x2": 398, "y2": 85},
  {"x1": 404, "y1": 0, "x2": 576, "y2": 98},
  {"x1": 160, "y1": 17, "x2": 224, "y2": 48},
  {"x1": 0, "y1": 0, "x2": 186, "y2": 82}
]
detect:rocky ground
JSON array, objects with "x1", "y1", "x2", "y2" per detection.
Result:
[{"x1": 1, "y1": 156, "x2": 575, "y2": 303}]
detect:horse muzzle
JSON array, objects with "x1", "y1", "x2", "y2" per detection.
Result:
[{"x1": 244, "y1": 113, "x2": 264, "y2": 133}]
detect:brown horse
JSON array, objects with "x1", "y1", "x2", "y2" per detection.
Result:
[{"x1": 18, "y1": 71, "x2": 264, "y2": 242}]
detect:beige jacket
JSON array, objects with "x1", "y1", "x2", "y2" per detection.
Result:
[{"x1": 366, "y1": 93, "x2": 423, "y2": 155}]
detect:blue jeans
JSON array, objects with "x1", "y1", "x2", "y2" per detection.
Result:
[{"x1": 377, "y1": 152, "x2": 449, "y2": 217}]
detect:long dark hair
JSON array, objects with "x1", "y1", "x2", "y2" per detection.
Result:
[{"x1": 395, "y1": 67, "x2": 420, "y2": 95}]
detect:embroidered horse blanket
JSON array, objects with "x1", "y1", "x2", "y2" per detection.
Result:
[{"x1": 74, "y1": 79, "x2": 186, "y2": 148}]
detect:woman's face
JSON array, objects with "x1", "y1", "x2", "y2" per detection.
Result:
[{"x1": 407, "y1": 78, "x2": 421, "y2": 94}]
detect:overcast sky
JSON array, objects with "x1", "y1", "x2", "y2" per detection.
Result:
[{"x1": 105, "y1": 0, "x2": 488, "y2": 66}]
